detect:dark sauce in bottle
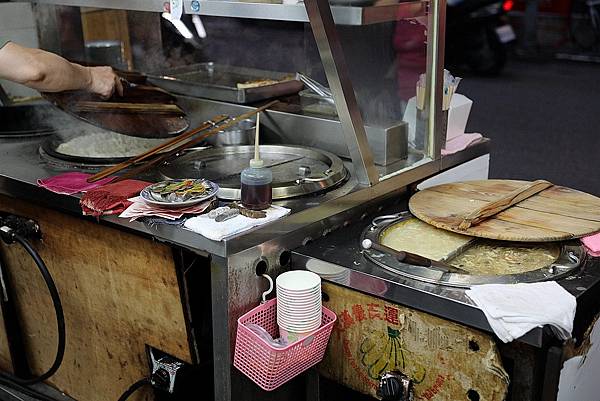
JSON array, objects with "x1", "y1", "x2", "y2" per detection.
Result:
[
  {"x1": 241, "y1": 182, "x2": 272, "y2": 211},
  {"x1": 241, "y1": 160, "x2": 273, "y2": 211}
]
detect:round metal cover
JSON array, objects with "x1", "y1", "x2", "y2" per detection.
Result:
[
  {"x1": 361, "y1": 213, "x2": 585, "y2": 288},
  {"x1": 159, "y1": 145, "x2": 348, "y2": 200}
]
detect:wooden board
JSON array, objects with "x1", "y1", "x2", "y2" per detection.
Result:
[
  {"x1": 409, "y1": 179, "x2": 600, "y2": 242},
  {"x1": 319, "y1": 283, "x2": 509, "y2": 400},
  {"x1": 0, "y1": 195, "x2": 192, "y2": 401}
]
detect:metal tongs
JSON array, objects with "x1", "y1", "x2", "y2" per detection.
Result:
[{"x1": 296, "y1": 73, "x2": 334, "y2": 104}]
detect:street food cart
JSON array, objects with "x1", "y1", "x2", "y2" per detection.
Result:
[{"x1": 0, "y1": 1, "x2": 598, "y2": 401}]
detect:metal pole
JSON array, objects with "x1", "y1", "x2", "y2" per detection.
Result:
[
  {"x1": 304, "y1": 0, "x2": 379, "y2": 187},
  {"x1": 425, "y1": 0, "x2": 447, "y2": 160},
  {"x1": 211, "y1": 256, "x2": 231, "y2": 401}
]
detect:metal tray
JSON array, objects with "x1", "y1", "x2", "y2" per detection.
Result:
[{"x1": 148, "y1": 63, "x2": 303, "y2": 104}]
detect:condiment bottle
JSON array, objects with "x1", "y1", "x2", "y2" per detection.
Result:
[{"x1": 241, "y1": 113, "x2": 272, "y2": 210}]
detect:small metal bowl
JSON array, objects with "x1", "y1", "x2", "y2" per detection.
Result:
[{"x1": 206, "y1": 119, "x2": 256, "y2": 147}]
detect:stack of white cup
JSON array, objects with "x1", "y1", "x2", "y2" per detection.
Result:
[{"x1": 276, "y1": 271, "x2": 322, "y2": 344}]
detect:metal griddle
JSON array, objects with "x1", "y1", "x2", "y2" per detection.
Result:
[
  {"x1": 148, "y1": 63, "x2": 303, "y2": 104},
  {"x1": 40, "y1": 135, "x2": 130, "y2": 165},
  {"x1": 39, "y1": 133, "x2": 172, "y2": 166},
  {"x1": 159, "y1": 145, "x2": 348, "y2": 200},
  {"x1": 361, "y1": 212, "x2": 585, "y2": 288}
]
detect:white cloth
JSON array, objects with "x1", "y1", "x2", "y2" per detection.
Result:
[
  {"x1": 466, "y1": 282, "x2": 576, "y2": 343},
  {"x1": 184, "y1": 205, "x2": 290, "y2": 241}
]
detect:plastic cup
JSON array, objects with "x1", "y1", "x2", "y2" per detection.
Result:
[{"x1": 279, "y1": 326, "x2": 319, "y2": 345}]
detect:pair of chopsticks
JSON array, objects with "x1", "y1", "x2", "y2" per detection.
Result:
[
  {"x1": 87, "y1": 115, "x2": 227, "y2": 182},
  {"x1": 87, "y1": 100, "x2": 278, "y2": 183}
]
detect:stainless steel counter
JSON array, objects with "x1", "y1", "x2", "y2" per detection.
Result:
[
  {"x1": 0, "y1": 126, "x2": 490, "y2": 258},
  {"x1": 0, "y1": 135, "x2": 359, "y2": 256}
]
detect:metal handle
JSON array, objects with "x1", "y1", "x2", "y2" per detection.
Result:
[
  {"x1": 261, "y1": 274, "x2": 273, "y2": 303},
  {"x1": 370, "y1": 213, "x2": 408, "y2": 229},
  {"x1": 296, "y1": 72, "x2": 332, "y2": 98},
  {"x1": 295, "y1": 169, "x2": 333, "y2": 184}
]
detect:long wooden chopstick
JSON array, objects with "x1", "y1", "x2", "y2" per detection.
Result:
[
  {"x1": 87, "y1": 114, "x2": 229, "y2": 183},
  {"x1": 113, "y1": 100, "x2": 278, "y2": 183}
]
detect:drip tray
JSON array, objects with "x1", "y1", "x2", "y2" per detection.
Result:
[
  {"x1": 361, "y1": 213, "x2": 584, "y2": 288},
  {"x1": 159, "y1": 145, "x2": 348, "y2": 200}
]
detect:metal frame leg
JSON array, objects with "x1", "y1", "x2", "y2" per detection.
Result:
[
  {"x1": 211, "y1": 255, "x2": 231, "y2": 401},
  {"x1": 540, "y1": 345, "x2": 563, "y2": 401},
  {"x1": 305, "y1": 368, "x2": 320, "y2": 401}
]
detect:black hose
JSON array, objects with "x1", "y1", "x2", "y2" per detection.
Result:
[
  {"x1": 0, "y1": 232, "x2": 65, "y2": 401},
  {"x1": 117, "y1": 378, "x2": 150, "y2": 401},
  {"x1": 0, "y1": 233, "x2": 66, "y2": 386},
  {"x1": 0, "y1": 230, "x2": 147, "y2": 401}
]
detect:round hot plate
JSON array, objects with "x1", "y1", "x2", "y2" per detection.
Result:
[
  {"x1": 159, "y1": 145, "x2": 348, "y2": 200},
  {"x1": 40, "y1": 133, "x2": 167, "y2": 165},
  {"x1": 361, "y1": 213, "x2": 585, "y2": 288}
]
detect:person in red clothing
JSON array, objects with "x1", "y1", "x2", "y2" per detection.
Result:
[
  {"x1": 0, "y1": 41, "x2": 122, "y2": 98},
  {"x1": 393, "y1": 17, "x2": 427, "y2": 103}
]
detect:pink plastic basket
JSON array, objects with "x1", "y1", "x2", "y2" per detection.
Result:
[{"x1": 233, "y1": 297, "x2": 337, "y2": 391}]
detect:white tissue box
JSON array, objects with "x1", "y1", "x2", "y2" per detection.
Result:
[
  {"x1": 446, "y1": 94, "x2": 473, "y2": 141},
  {"x1": 403, "y1": 93, "x2": 473, "y2": 148}
]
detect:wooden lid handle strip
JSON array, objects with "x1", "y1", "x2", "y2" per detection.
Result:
[{"x1": 458, "y1": 179, "x2": 553, "y2": 230}]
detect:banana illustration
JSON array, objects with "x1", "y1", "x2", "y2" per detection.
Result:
[
  {"x1": 369, "y1": 339, "x2": 391, "y2": 379},
  {"x1": 359, "y1": 326, "x2": 427, "y2": 383},
  {"x1": 360, "y1": 331, "x2": 387, "y2": 367}
]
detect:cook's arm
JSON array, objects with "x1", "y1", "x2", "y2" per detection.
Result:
[{"x1": 0, "y1": 42, "x2": 123, "y2": 98}]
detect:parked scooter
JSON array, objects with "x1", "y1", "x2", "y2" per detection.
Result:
[{"x1": 445, "y1": 0, "x2": 516, "y2": 74}]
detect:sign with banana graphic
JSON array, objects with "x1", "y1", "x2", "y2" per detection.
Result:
[{"x1": 319, "y1": 283, "x2": 509, "y2": 401}]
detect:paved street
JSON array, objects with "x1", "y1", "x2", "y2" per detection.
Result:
[{"x1": 459, "y1": 58, "x2": 600, "y2": 195}]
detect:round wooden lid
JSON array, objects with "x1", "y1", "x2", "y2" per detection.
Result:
[{"x1": 409, "y1": 179, "x2": 600, "y2": 242}]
